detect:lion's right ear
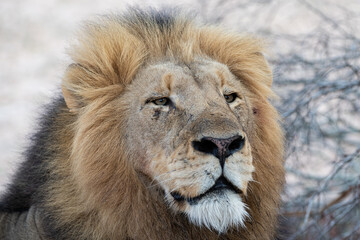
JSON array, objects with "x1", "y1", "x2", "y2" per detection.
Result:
[
  {"x1": 61, "y1": 64, "x2": 87, "y2": 112},
  {"x1": 61, "y1": 62, "x2": 127, "y2": 112},
  {"x1": 62, "y1": 85, "x2": 79, "y2": 112}
]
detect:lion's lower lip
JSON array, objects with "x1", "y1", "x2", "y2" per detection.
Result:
[{"x1": 170, "y1": 176, "x2": 242, "y2": 204}]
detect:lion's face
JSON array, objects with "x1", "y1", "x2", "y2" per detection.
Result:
[
  {"x1": 124, "y1": 58, "x2": 255, "y2": 233},
  {"x1": 59, "y1": 10, "x2": 284, "y2": 239}
]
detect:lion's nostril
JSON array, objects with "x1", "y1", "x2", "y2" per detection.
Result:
[
  {"x1": 192, "y1": 139, "x2": 218, "y2": 156},
  {"x1": 192, "y1": 135, "x2": 245, "y2": 166},
  {"x1": 228, "y1": 136, "x2": 245, "y2": 155}
]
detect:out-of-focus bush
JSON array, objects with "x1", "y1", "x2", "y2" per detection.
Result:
[{"x1": 274, "y1": 1, "x2": 360, "y2": 238}]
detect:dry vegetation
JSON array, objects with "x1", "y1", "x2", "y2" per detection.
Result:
[{"x1": 274, "y1": 2, "x2": 360, "y2": 238}]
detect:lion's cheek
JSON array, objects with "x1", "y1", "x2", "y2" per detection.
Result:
[
  {"x1": 133, "y1": 148, "x2": 168, "y2": 179},
  {"x1": 224, "y1": 141, "x2": 254, "y2": 195}
]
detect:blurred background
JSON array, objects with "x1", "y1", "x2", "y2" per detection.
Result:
[{"x1": 0, "y1": 0, "x2": 359, "y2": 238}]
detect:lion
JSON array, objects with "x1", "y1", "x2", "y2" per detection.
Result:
[{"x1": 0, "y1": 8, "x2": 285, "y2": 240}]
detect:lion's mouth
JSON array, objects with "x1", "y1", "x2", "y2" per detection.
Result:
[{"x1": 171, "y1": 176, "x2": 243, "y2": 205}]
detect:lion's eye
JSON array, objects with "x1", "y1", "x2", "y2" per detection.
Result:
[
  {"x1": 224, "y1": 93, "x2": 237, "y2": 103},
  {"x1": 152, "y1": 97, "x2": 169, "y2": 106}
]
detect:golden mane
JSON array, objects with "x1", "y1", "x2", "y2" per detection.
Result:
[
  {"x1": 0, "y1": 8, "x2": 284, "y2": 240},
  {"x1": 63, "y1": 9, "x2": 274, "y2": 106},
  {"x1": 56, "y1": 9, "x2": 284, "y2": 239}
]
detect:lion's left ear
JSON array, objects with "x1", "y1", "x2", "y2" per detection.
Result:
[
  {"x1": 254, "y1": 51, "x2": 273, "y2": 88},
  {"x1": 198, "y1": 27, "x2": 274, "y2": 97}
]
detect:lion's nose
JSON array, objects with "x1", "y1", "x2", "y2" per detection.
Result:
[{"x1": 192, "y1": 135, "x2": 245, "y2": 167}]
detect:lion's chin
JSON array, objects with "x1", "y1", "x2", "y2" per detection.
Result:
[{"x1": 185, "y1": 190, "x2": 248, "y2": 233}]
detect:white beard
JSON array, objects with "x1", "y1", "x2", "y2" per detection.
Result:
[{"x1": 186, "y1": 190, "x2": 248, "y2": 233}]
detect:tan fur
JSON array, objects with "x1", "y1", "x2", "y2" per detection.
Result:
[{"x1": 47, "y1": 9, "x2": 285, "y2": 239}]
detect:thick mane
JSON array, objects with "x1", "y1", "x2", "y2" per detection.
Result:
[
  {"x1": 0, "y1": 8, "x2": 284, "y2": 240},
  {"x1": 64, "y1": 8, "x2": 273, "y2": 106},
  {"x1": 60, "y1": 9, "x2": 284, "y2": 239}
]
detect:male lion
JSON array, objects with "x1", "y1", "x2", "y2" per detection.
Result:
[{"x1": 0, "y1": 8, "x2": 284, "y2": 240}]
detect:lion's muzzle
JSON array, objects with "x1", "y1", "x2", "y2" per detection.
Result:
[
  {"x1": 170, "y1": 175, "x2": 243, "y2": 204},
  {"x1": 169, "y1": 134, "x2": 247, "y2": 204}
]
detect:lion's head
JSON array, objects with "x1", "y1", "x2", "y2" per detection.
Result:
[
  {"x1": 57, "y1": 8, "x2": 284, "y2": 239},
  {"x1": 124, "y1": 59, "x2": 255, "y2": 232}
]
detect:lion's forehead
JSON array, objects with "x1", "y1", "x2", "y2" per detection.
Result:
[{"x1": 135, "y1": 59, "x2": 238, "y2": 94}]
